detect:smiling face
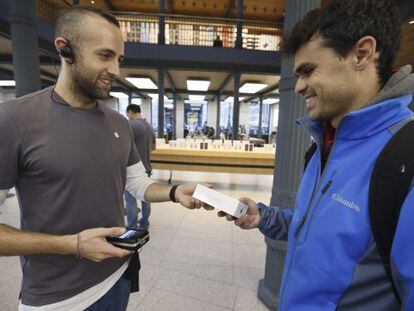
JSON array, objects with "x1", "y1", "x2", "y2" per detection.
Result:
[
  {"x1": 294, "y1": 37, "x2": 360, "y2": 126},
  {"x1": 70, "y1": 15, "x2": 124, "y2": 101}
]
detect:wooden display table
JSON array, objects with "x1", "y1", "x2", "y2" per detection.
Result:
[{"x1": 151, "y1": 148, "x2": 275, "y2": 175}]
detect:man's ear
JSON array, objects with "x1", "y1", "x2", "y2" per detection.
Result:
[
  {"x1": 353, "y1": 36, "x2": 378, "y2": 71},
  {"x1": 54, "y1": 37, "x2": 67, "y2": 52}
]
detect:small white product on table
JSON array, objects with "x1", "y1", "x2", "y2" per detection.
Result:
[{"x1": 193, "y1": 184, "x2": 248, "y2": 218}]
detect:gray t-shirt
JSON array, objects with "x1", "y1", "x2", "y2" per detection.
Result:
[
  {"x1": 129, "y1": 118, "x2": 155, "y2": 174},
  {"x1": 0, "y1": 87, "x2": 139, "y2": 306}
]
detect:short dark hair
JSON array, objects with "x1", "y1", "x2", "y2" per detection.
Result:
[
  {"x1": 281, "y1": 0, "x2": 401, "y2": 85},
  {"x1": 126, "y1": 104, "x2": 141, "y2": 114},
  {"x1": 55, "y1": 7, "x2": 120, "y2": 56}
]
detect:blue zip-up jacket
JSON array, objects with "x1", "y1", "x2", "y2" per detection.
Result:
[{"x1": 258, "y1": 65, "x2": 414, "y2": 310}]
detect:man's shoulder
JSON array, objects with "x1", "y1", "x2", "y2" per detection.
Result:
[{"x1": 0, "y1": 87, "x2": 52, "y2": 122}]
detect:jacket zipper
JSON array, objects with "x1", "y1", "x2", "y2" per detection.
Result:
[{"x1": 301, "y1": 179, "x2": 333, "y2": 242}]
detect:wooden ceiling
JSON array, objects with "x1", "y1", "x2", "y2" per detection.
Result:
[{"x1": 46, "y1": 0, "x2": 286, "y2": 22}]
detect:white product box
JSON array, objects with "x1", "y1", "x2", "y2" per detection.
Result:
[{"x1": 193, "y1": 184, "x2": 248, "y2": 218}]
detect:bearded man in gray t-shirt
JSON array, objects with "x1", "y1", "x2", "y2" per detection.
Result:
[{"x1": 0, "y1": 7, "x2": 209, "y2": 311}]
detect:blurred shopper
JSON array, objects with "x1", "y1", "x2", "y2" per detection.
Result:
[
  {"x1": 213, "y1": 35, "x2": 223, "y2": 47},
  {"x1": 222, "y1": 0, "x2": 414, "y2": 310},
  {"x1": 0, "y1": 7, "x2": 208, "y2": 311},
  {"x1": 125, "y1": 104, "x2": 155, "y2": 230}
]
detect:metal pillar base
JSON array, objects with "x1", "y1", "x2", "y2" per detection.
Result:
[{"x1": 257, "y1": 238, "x2": 287, "y2": 310}]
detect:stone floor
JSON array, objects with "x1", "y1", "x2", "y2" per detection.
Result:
[{"x1": 0, "y1": 170, "x2": 273, "y2": 311}]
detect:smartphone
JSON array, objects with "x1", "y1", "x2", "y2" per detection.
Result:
[{"x1": 106, "y1": 228, "x2": 149, "y2": 251}]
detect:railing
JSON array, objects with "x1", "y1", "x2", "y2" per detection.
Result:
[{"x1": 115, "y1": 12, "x2": 282, "y2": 51}]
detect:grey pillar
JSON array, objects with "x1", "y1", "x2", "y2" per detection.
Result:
[
  {"x1": 172, "y1": 94, "x2": 177, "y2": 140},
  {"x1": 258, "y1": 96, "x2": 263, "y2": 138},
  {"x1": 216, "y1": 93, "x2": 221, "y2": 138},
  {"x1": 235, "y1": 0, "x2": 243, "y2": 49},
  {"x1": 157, "y1": 69, "x2": 165, "y2": 138},
  {"x1": 9, "y1": 0, "x2": 41, "y2": 97},
  {"x1": 232, "y1": 72, "x2": 241, "y2": 139},
  {"x1": 257, "y1": 0, "x2": 321, "y2": 310},
  {"x1": 158, "y1": 0, "x2": 165, "y2": 44}
]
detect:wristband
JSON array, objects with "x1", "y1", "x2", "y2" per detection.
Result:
[
  {"x1": 169, "y1": 185, "x2": 179, "y2": 203},
  {"x1": 76, "y1": 233, "x2": 83, "y2": 259}
]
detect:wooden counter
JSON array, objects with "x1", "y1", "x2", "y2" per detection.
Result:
[{"x1": 151, "y1": 148, "x2": 275, "y2": 174}]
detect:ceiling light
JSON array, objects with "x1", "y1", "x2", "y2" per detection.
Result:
[
  {"x1": 110, "y1": 91, "x2": 129, "y2": 99},
  {"x1": 187, "y1": 79, "x2": 210, "y2": 91},
  {"x1": 239, "y1": 82, "x2": 268, "y2": 94},
  {"x1": 409, "y1": 20, "x2": 414, "y2": 25},
  {"x1": 0, "y1": 80, "x2": 16, "y2": 86},
  {"x1": 131, "y1": 98, "x2": 142, "y2": 105},
  {"x1": 189, "y1": 95, "x2": 205, "y2": 101},
  {"x1": 225, "y1": 96, "x2": 245, "y2": 102},
  {"x1": 126, "y1": 77, "x2": 157, "y2": 89},
  {"x1": 147, "y1": 93, "x2": 168, "y2": 101},
  {"x1": 263, "y1": 98, "x2": 279, "y2": 104}
]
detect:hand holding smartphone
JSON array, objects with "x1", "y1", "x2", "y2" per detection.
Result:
[{"x1": 106, "y1": 228, "x2": 149, "y2": 251}]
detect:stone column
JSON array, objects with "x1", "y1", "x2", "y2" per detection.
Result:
[
  {"x1": 258, "y1": 96, "x2": 263, "y2": 138},
  {"x1": 172, "y1": 94, "x2": 177, "y2": 140},
  {"x1": 235, "y1": 0, "x2": 243, "y2": 48},
  {"x1": 257, "y1": 0, "x2": 321, "y2": 309},
  {"x1": 158, "y1": 0, "x2": 165, "y2": 44},
  {"x1": 157, "y1": 69, "x2": 165, "y2": 138},
  {"x1": 232, "y1": 71, "x2": 241, "y2": 139},
  {"x1": 9, "y1": 0, "x2": 41, "y2": 97},
  {"x1": 216, "y1": 94, "x2": 221, "y2": 138},
  {"x1": 176, "y1": 99, "x2": 184, "y2": 138}
]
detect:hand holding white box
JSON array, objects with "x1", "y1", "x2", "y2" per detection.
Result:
[{"x1": 192, "y1": 184, "x2": 248, "y2": 218}]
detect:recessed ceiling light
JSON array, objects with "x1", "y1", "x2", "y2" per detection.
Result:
[
  {"x1": 409, "y1": 20, "x2": 414, "y2": 24},
  {"x1": 147, "y1": 93, "x2": 169, "y2": 101},
  {"x1": 263, "y1": 98, "x2": 279, "y2": 104},
  {"x1": 225, "y1": 96, "x2": 245, "y2": 102},
  {"x1": 239, "y1": 82, "x2": 268, "y2": 94},
  {"x1": 110, "y1": 91, "x2": 129, "y2": 99},
  {"x1": 126, "y1": 77, "x2": 157, "y2": 89},
  {"x1": 187, "y1": 79, "x2": 210, "y2": 91},
  {"x1": 91, "y1": 0, "x2": 95, "y2": 4},
  {"x1": 189, "y1": 95, "x2": 205, "y2": 101},
  {"x1": 0, "y1": 80, "x2": 16, "y2": 86},
  {"x1": 131, "y1": 98, "x2": 142, "y2": 105}
]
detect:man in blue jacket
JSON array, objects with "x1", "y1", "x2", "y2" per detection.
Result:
[{"x1": 224, "y1": 0, "x2": 414, "y2": 309}]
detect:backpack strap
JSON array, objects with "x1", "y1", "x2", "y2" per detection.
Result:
[{"x1": 369, "y1": 119, "x2": 414, "y2": 305}]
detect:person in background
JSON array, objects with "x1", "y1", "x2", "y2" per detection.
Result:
[
  {"x1": 213, "y1": 35, "x2": 223, "y2": 47},
  {"x1": 125, "y1": 104, "x2": 155, "y2": 230}
]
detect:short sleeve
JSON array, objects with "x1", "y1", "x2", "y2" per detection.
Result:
[
  {"x1": 0, "y1": 105, "x2": 21, "y2": 189},
  {"x1": 127, "y1": 122, "x2": 140, "y2": 166}
]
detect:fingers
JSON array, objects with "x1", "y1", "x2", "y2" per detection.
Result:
[
  {"x1": 92, "y1": 227, "x2": 126, "y2": 238},
  {"x1": 202, "y1": 204, "x2": 214, "y2": 211}
]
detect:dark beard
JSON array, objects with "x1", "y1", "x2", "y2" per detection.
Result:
[{"x1": 70, "y1": 62, "x2": 110, "y2": 103}]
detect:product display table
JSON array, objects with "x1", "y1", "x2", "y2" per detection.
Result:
[{"x1": 151, "y1": 147, "x2": 275, "y2": 175}]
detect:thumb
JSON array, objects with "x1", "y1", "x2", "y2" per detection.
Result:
[{"x1": 97, "y1": 227, "x2": 126, "y2": 238}]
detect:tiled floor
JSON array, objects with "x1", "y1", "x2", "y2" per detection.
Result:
[{"x1": 0, "y1": 170, "x2": 273, "y2": 311}]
